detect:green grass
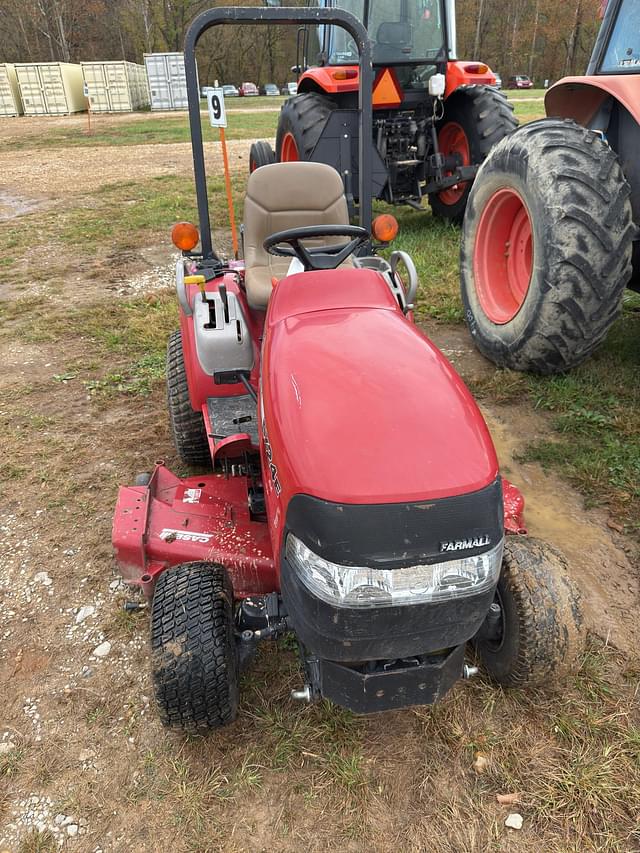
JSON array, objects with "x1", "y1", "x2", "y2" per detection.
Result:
[{"x1": 10, "y1": 111, "x2": 278, "y2": 150}]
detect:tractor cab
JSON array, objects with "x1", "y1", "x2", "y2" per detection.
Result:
[
  {"x1": 259, "y1": 0, "x2": 516, "y2": 223},
  {"x1": 306, "y1": 0, "x2": 450, "y2": 79}
]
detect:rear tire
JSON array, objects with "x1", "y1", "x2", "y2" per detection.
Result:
[
  {"x1": 461, "y1": 119, "x2": 635, "y2": 373},
  {"x1": 276, "y1": 93, "x2": 335, "y2": 162},
  {"x1": 151, "y1": 562, "x2": 239, "y2": 732},
  {"x1": 167, "y1": 330, "x2": 211, "y2": 467},
  {"x1": 249, "y1": 140, "x2": 276, "y2": 172},
  {"x1": 475, "y1": 537, "x2": 584, "y2": 687},
  {"x1": 430, "y1": 85, "x2": 518, "y2": 223}
]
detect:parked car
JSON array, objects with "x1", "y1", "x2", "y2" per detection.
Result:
[
  {"x1": 222, "y1": 84, "x2": 239, "y2": 97},
  {"x1": 239, "y1": 82, "x2": 259, "y2": 97},
  {"x1": 281, "y1": 81, "x2": 298, "y2": 96},
  {"x1": 262, "y1": 83, "x2": 280, "y2": 96},
  {"x1": 508, "y1": 75, "x2": 533, "y2": 89},
  {"x1": 493, "y1": 74, "x2": 503, "y2": 89}
]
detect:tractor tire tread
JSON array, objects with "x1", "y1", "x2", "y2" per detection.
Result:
[
  {"x1": 166, "y1": 330, "x2": 211, "y2": 466},
  {"x1": 461, "y1": 119, "x2": 635, "y2": 373},
  {"x1": 276, "y1": 93, "x2": 336, "y2": 161},
  {"x1": 151, "y1": 561, "x2": 238, "y2": 732},
  {"x1": 478, "y1": 537, "x2": 584, "y2": 687}
]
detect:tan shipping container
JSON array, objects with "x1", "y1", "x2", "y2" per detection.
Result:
[
  {"x1": 0, "y1": 64, "x2": 23, "y2": 116},
  {"x1": 81, "y1": 61, "x2": 150, "y2": 112},
  {"x1": 15, "y1": 62, "x2": 86, "y2": 116}
]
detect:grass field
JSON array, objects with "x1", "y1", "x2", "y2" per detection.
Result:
[{"x1": 0, "y1": 103, "x2": 638, "y2": 853}]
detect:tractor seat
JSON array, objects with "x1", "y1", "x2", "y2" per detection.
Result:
[{"x1": 243, "y1": 161, "x2": 351, "y2": 311}]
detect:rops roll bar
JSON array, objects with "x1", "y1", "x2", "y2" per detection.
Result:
[{"x1": 184, "y1": 6, "x2": 374, "y2": 261}]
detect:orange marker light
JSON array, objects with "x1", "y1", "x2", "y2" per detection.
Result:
[
  {"x1": 331, "y1": 69, "x2": 358, "y2": 81},
  {"x1": 171, "y1": 222, "x2": 200, "y2": 252},
  {"x1": 372, "y1": 214, "x2": 399, "y2": 243},
  {"x1": 464, "y1": 63, "x2": 490, "y2": 75}
]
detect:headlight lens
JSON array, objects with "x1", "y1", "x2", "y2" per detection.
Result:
[{"x1": 285, "y1": 534, "x2": 504, "y2": 609}]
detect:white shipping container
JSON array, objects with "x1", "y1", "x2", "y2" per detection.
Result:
[
  {"x1": 0, "y1": 63, "x2": 23, "y2": 116},
  {"x1": 145, "y1": 52, "x2": 193, "y2": 111},
  {"x1": 15, "y1": 62, "x2": 86, "y2": 115},
  {"x1": 81, "y1": 61, "x2": 150, "y2": 112}
]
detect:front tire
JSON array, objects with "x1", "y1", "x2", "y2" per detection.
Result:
[
  {"x1": 475, "y1": 537, "x2": 584, "y2": 687},
  {"x1": 151, "y1": 562, "x2": 239, "y2": 733},
  {"x1": 167, "y1": 330, "x2": 210, "y2": 467},
  {"x1": 430, "y1": 85, "x2": 518, "y2": 223},
  {"x1": 461, "y1": 119, "x2": 635, "y2": 373},
  {"x1": 249, "y1": 140, "x2": 276, "y2": 172}
]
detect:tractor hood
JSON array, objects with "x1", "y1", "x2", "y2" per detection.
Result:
[{"x1": 261, "y1": 268, "x2": 499, "y2": 507}]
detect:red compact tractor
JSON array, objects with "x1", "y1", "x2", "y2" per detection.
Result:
[
  {"x1": 112, "y1": 7, "x2": 582, "y2": 732},
  {"x1": 251, "y1": 0, "x2": 517, "y2": 223},
  {"x1": 461, "y1": 0, "x2": 639, "y2": 373}
]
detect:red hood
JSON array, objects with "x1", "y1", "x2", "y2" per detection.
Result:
[{"x1": 261, "y1": 269, "x2": 498, "y2": 506}]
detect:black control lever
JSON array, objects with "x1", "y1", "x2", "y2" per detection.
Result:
[{"x1": 218, "y1": 282, "x2": 229, "y2": 323}]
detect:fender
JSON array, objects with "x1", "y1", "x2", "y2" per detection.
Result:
[
  {"x1": 298, "y1": 61, "x2": 497, "y2": 101},
  {"x1": 545, "y1": 76, "x2": 640, "y2": 127},
  {"x1": 444, "y1": 61, "x2": 497, "y2": 98},
  {"x1": 298, "y1": 65, "x2": 360, "y2": 95}
]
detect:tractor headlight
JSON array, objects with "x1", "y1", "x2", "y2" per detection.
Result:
[{"x1": 285, "y1": 534, "x2": 504, "y2": 609}]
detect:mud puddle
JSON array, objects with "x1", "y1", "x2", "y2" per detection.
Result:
[{"x1": 0, "y1": 189, "x2": 48, "y2": 221}]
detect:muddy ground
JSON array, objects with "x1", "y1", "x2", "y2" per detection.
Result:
[{"x1": 0, "y1": 114, "x2": 638, "y2": 853}]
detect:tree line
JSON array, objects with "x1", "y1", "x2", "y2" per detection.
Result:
[{"x1": 0, "y1": 0, "x2": 603, "y2": 87}]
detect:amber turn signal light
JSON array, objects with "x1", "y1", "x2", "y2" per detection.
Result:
[
  {"x1": 171, "y1": 221, "x2": 200, "y2": 252},
  {"x1": 372, "y1": 214, "x2": 399, "y2": 243}
]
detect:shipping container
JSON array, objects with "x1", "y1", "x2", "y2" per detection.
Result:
[
  {"x1": 81, "y1": 61, "x2": 149, "y2": 112},
  {"x1": 144, "y1": 52, "x2": 193, "y2": 110},
  {"x1": 15, "y1": 62, "x2": 86, "y2": 115},
  {"x1": 0, "y1": 63, "x2": 23, "y2": 116}
]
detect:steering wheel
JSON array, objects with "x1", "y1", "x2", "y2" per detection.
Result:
[{"x1": 263, "y1": 225, "x2": 370, "y2": 272}]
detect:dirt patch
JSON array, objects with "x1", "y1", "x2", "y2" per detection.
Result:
[
  {"x1": 1, "y1": 137, "x2": 261, "y2": 197},
  {"x1": 425, "y1": 321, "x2": 640, "y2": 651}
]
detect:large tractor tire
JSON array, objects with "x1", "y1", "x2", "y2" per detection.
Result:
[
  {"x1": 474, "y1": 537, "x2": 584, "y2": 688},
  {"x1": 167, "y1": 330, "x2": 211, "y2": 467},
  {"x1": 430, "y1": 85, "x2": 518, "y2": 223},
  {"x1": 275, "y1": 93, "x2": 336, "y2": 162},
  {"x1": 461, "y1": 119, "x2": 635, "y2": 374},
  {"x1": 151, "y1": 562, "x2": 239, "y2": 733}
]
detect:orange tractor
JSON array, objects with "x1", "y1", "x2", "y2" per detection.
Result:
[
  {"x1": 461, "y1": 0, "x2": 639, "y2": 373},
  {"x1": 253, "y1": 0, "x2": 517, "y2": 223}
]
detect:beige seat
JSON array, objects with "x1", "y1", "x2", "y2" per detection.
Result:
[{"x1": 243, "y1": 161, "x2": 350, "y2": 310}]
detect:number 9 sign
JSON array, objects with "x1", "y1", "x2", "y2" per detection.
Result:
[{"x1": 207, "y1": 88, "x2": 227, "y2": 128}]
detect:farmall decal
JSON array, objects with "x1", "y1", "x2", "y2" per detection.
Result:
[
  {"x1": 261, "y1": 416, "x2": 282, "y2": 496},
  {"x1": 160, "y1": 528, "x2": 212, "y2": 544},
  {"x1": 440, "y1": 535, "x2": 491, "y2": 553}
]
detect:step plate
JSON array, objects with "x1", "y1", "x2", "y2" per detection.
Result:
[{"x1": 207, "y1": 394, "x2": 259, "y2": 446}]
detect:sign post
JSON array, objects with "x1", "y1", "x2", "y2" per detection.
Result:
[
  {"x1": 207, "y1": 87, "x2": 238, "y2": 258},
  {"x1": 83, "y1": 81, "x2": 92, "y2": 135}
]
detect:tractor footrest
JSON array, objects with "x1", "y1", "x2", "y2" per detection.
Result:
[{"x1": 207, "y1": 394, "x2": 259, "y2": 446}]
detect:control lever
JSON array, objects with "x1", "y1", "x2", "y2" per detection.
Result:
[{"x1": 218, "y1": 282, "x2": 230, "y2": 323}]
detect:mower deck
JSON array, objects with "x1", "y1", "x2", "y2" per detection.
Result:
[{"x1": 113, "y1": 464, "x2": 274, "y2": 599}]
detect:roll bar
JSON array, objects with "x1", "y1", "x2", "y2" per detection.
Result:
[{"x1": 184, "y1": 6, "x2": 374, "y2": 262}]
